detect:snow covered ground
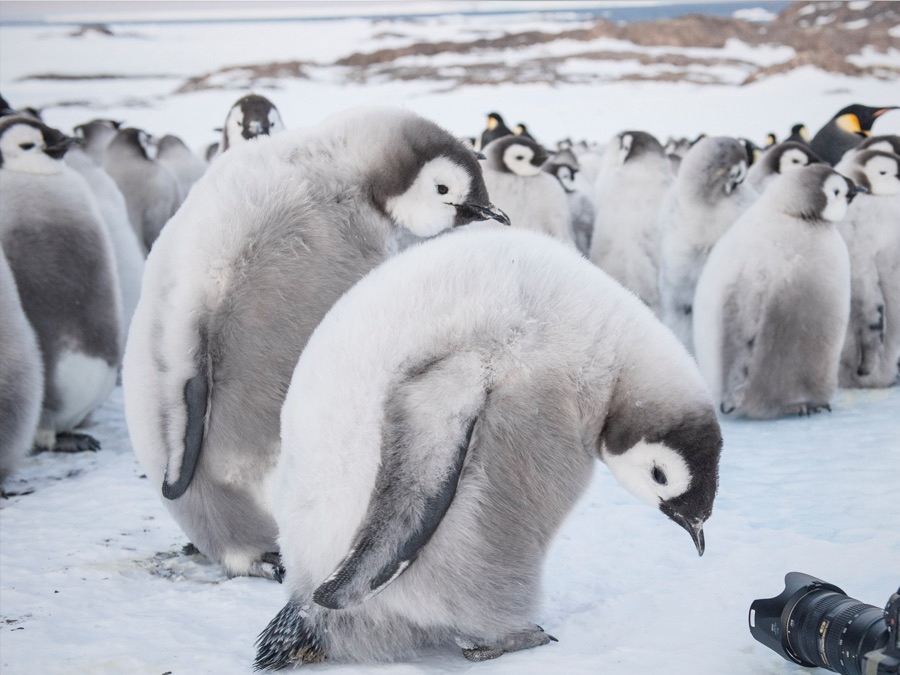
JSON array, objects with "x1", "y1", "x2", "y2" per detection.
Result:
[{"x1": 1, "y1": 4, "x2": 899, "y2": 674}]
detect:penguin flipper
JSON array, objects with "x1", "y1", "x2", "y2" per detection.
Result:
[
  {"x1": 313, "y1": 351, "x2": 487, "y2": 610},
  {"x1": 254, "y1": 598, "x2": 326, "y2": 671},
  {"x1": 162, "y1": 331, "x2": 210, "y2": 500}
]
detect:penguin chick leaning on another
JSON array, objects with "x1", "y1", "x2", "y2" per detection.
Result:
[
  {"x1": 103, "y1": 127, "x2": 182, "y2": 253},
  {"x1": 255, "y1": 227, "x2": 722, "y2": 669},
  {"x1": 590, "y1": 130, "x2": 674, "y2": 315},
  {"x1": 836, "y1": 149, "x2": 900, "y2": 388},
  {"x1": 0, "y1": 115, "x2": 122, "y2": 452},
  {"x1": 122, "y1": 106, "x2": 509, "y2": 582},
  {"x1": 745, "y1": 141, "x2": 823, "y2": 194},
  {"x1": 657, "y1": 136, "x2": 758, "y2": 354},
  {"x1": 693, "y1": 164, "x2": 859, "y2": 419},
  {"x1": 481, "y1": 135, "x2": 575, "y2": 247},
  {"x1": 0, "y1": 246, "x2": 43, "y2": 486}
]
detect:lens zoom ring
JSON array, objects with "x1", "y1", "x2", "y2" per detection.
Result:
[{"x1": 823, "y1": 602, "x2": 879, "y2": 675}]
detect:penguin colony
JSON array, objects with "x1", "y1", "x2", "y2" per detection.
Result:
[{"x1": 0, "y1": 92, "x2": 897, "y2": 667}]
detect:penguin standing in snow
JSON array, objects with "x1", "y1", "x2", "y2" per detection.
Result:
[
  {"x1": 836, "y1": 149, "x2": 900, "y2": 388},
  {"x1": 103, "y1": 127, "x2": 182, "y2": 252},
  {"x1": 541, "y1": 148, "x2": 596, "y2": 255},
  {"x1": 0, "y1": 115, "x2": 122, "y2": 451},
  {"x1": 809, "y1": 104, "x2": 898, "y2": 165},
  {"x1": 745, "y1": 141, "x2": 822, "y2": 194},
  {"x1": 156, "y1": 133, "x2": 207, "y2": 200},
  {"x1": 693, "y1": 164, "x2": 858, "y2": 419},
  {"x1": 479, "y1": 111, "x2": 513, "y2": 150},
  {"x1": 0, "y1": 246, "x2": 43, "y2": 485},
  {"x1": 481, "y1": 135, "x2": 575, "y2": 246},
  {"x1": 255, "y1": 227, "x2": 722, "y2": 669},
  {"x1": 217, "y1": 93, "x2": 285, "y2": 155},
  {"x1": 590, "y1": 130, "x2": 673, "y2": 314},
  {"x1": 657, "y1": 136, "x2": 758, "y2": 353},
  {"x1": 122, "y1": 107, "x2": 509, "y2": 581}
]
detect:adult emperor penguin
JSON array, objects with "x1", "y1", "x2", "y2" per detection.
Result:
[
  {"x1": 0, "y1": 246, "x2": 43, "y2": 485},
  {"x1": 479, "y1": 111, "x2": 513, "y2": 150},
  {"x1": 0, "y1": 115, "x2": 122, "y2": 451},
  {"x1": 255, "y1": 227, "x2": 722, "y2": 669},
  {"x1": 657, "y1": 136, "x2": 758, "y2": 353},
  {"x1": 481, "y1": 135, "x2": 575, "y2": 246},
  {"x1": 156, "y1": 134, "x2": 207, "y2": 200},
  {"x1": 122, "y1": 106, "x2": 509, "y2": 581},
  {"x1": 541, "y1": 148, "x2": 596, "y2": 255},
  {"x1": 103, "y1": 126, "x2": 182, "y2": 253},
  {"x1": 809, "y1": 104, "x2": 898, "y2": 165},
  {"x1": 218, "y1": 93, "x2": 285, "y2": 154},
  {"x1": 66, "y1": 131, "x2": 145, "y2": 347},
  {"x1": 590, "y1": 130, "x2": 674, "y2": 314},
  {"x1": 836, "y1": 149, "x2": 900, "y2": 388},
  {"x1": 745, "y1": 140, "x2": 822, "y2": 193},
  {"x1": 693, "y1": 164, "x2": 857, "y2": 419}
]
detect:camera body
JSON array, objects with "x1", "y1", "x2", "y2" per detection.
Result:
[{"x1": 749, "y1": 572, "x2": 900, "y2": 675}]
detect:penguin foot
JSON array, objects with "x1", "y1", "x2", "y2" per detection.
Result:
[
  {"x1": 51, "y1": 432, "x2": 101, "y2": 453},
  {"x1": 254, "y1": 599, "x2": 326, "y2": 671},
  {"x1": 794, "y1": 402, "x2": 831, "y2": 417},
  {"x1": 461, "y1": 625, "x2": 556, "y2": 662},
  {"x1": 247, "y1": 552, "x2": 285, "y2": 583}
]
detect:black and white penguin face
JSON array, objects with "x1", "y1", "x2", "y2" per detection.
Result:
[
  {"x1": 385, "y1": 155, "x2": 508, "y2": 236},
  {"x1": 857, "y1": 151, "x2": 900, "y2": 196},
  {"x1": 776, "y1": 145, "x2": 819, "y2": 174},
  {"x1": 820, "y1": 171, "x2": 856, "y2": 222},
  {"x1": 502, "y1": 141, "x2": 545, "y2": 177},
  {"x1": 0, "y1": 117, "x2": 74, "y2": 174},
  {"x1": 554, "y1": 164, "x2": 577, "y2": 191},
  {"x1": 681, "y1": 137, "x2": 748, "y2": 199},
  {"x1": 222, "y1": 94, "x2": 284, "y2": 149}
]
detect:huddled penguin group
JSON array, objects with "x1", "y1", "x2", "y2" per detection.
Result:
[{"x1": 0, "y1": 91, "x2": 897, "y2": 667}]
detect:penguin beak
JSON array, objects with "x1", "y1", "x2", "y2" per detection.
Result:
[
  {"x1": 847, "y1": 183, "x2": 868, "y2": 203},
  {"x1": 666, "y1": 510, "x2": 706, "y2": 556},
  {"x1": 454, "y1": 202, "x2": 510, "y2": 227},
  {"x1": 43, "y1": 134, "x2": 81, "y2": 159}
]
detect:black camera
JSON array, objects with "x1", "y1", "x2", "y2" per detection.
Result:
[{"x1": 749, "y1": 572, "x2": 900, "y2": 675}]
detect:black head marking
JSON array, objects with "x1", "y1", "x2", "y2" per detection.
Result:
[
  {"x1": 618, "y1": 130, "x2": 665, "y2": 163},
  {"x1": 236, "y1": 93, "x2": 278, "y2": 139}
]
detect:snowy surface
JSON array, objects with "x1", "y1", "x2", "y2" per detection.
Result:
[{"x1": 1, "y1": 5, "x2": 899, "y2": 675}]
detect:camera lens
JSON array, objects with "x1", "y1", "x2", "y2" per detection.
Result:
[{"x1": 785, "y1": 588, "x2": 888, "y2": 675}]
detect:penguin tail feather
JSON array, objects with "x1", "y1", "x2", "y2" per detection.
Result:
[{"x1": 254, "y1": 600, "x2": 326, "y2": 671}]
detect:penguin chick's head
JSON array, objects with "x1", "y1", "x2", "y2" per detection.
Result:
[
  {"x1": 378, "y1": 114, "x2": 510, "y2": 236},
  {"x1": 842, "y1": 150, "x2": 900, "y2": 197},
  {"x1": 679, "y1": 136, "x2": 748, "y2": 200},
  {"x1": 482, "y1": 135, "x2": 549, "y2": 177},
  {"x1": 222, "y1": 93, "x2": 284, "y2": 150},
  {"x1": 770, "y1": 164, "x2": 862, "y2": 223},
  {"x1": 0, "y1": 115, "x2": 79, "y2": 173},
  {"x1": 600, "y1": 409, "x2": 722, "y2": 556}
]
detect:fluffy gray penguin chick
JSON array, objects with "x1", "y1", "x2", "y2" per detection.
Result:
[
  {"x1": 255, "y1": 227, "x2": 722, "y2": 669},
  {"x1": 122, "y1": 106, "x2": 509, "y2": 582}
]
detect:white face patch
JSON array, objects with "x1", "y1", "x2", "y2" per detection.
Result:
[
  {"x1": 862, "y1": 154, "x2": 900, "y2": 196},
  {"x1": 385, "y1": 156, "x2": 472, "y2": 237},
  {"x1": 556, "y1": 165, "x2": 576, "y2": 191},
  {"x1": 224, "y1": 105, "x2": 246, "y2": 146},
  {"x1": 503, "y1": 143, "x2": 542, "y2": 176},
  {"x1": 138, "y1": 130, "x2": 156, "y2": 158},
  {"x1": 724, "y1": 160, "x2": 747, "y2": 194},
  {"x1": 0, "y1": 124, "x2": 63, "y2": 175},
  {"x1": 618, "y1": 133, "x2": 634, "y2": 165},
  {"x1": 778, "y1": 147, "x2": 812, "y2": 174},
  {"x1": 821, "y1": 173, "x2": 851, "y2": 222},
  {"x1": 268, "y1": 108, "x2": 284, "y2": 134},
  {"x1": 601, "y1": 439, "x2": 693, "y2": 507}
]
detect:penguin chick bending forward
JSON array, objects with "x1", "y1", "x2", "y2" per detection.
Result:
[
  {"x1": 122, "y1": 107, "x2": 509, "y2": 582},
  {"x1": 693, "y1": 164, "x2": 858, "y2": 419},
  {"x1": 255, "y1": 227, "x2": 722, "y2": 669}
]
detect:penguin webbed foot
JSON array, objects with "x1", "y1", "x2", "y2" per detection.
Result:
[
  {"x1": 794, "y1": 402, "x2": 831, "y2": 416},
  {"x1": 254, "y1": 599, "x2": 326, "y2": 671},
  {"x1": 246, "y1": 552, "x2": 285, "y2": 583},
  {"x1": 461, "y1": 625, "x2": 556, "y2": 662},
  {"x1": 50, "y1": 431, "x2": 101, "y2": 453}
]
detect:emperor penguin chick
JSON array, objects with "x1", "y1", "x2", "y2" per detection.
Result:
[
  {"x1": 156, "y1": 134, "x2": 207, "y2": 200},
  {"x1": 482, "y1": 135, "x2": 575, "y2": 246},
  {"x1": 0, "y1": 246, "x2": 43, "y2": 485},
  {"x1": 745, "y1": 141, "x2": 822, "y2": 194},
  {"x1": 657, "y1": 136, "x2": 758, "y2": 353},
  {"x1": 103, "y1": 127, "x2": 182, "y2": 253},
  {"x1": 0, "y1": 115, "x2": 122, "y2": 451},
  {"x1": 255, "y1": 227, "x2": 722, "y2": 669},
  {"x1": 218, "y1": 93, "x2": 285, "y2": 154},
  {"x1": 590, "y1": 130, "x2": 673, "y2": 314},
  {"x1": 693, "y1": 164, "x2": 857, "y2": 419},
  {"x1": 542, "y1": 148, "x2": 596, "y2": 255},
  {"x1": 122, "y1": 107, "x2": 509, "y2": 581},
  {"x1": 836, "y1": 149, "x2": 900, "y2": 387}
]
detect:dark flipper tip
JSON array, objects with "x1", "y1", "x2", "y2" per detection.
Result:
[{"x1": 254, "y1": 601, "x2": 325, "y2": 671}]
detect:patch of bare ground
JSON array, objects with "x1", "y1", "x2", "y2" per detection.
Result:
[{"x1": 174, "y1": 61, "x2": 311, "y2": 93}]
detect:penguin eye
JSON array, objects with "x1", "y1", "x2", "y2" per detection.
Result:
[
  {"x1": 515, "y1": 155, "x2": 524, "y2": 161},
  {"x1": 651, "y1": 466, "x2": 668, "y2": 486},
  {"x1": 436, "y1": 184, "x2": 449, "y2": 195},
  {"x1": 19, "y1": 142, "x2": 35, "y2": 150}
]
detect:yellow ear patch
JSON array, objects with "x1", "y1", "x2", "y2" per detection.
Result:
[
  {"x1": 487, "y1": 117, "x2": 498, "y2": 131},
  {"x1": 836, "y1": 113, "x2": 862, "y2": 134}
]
